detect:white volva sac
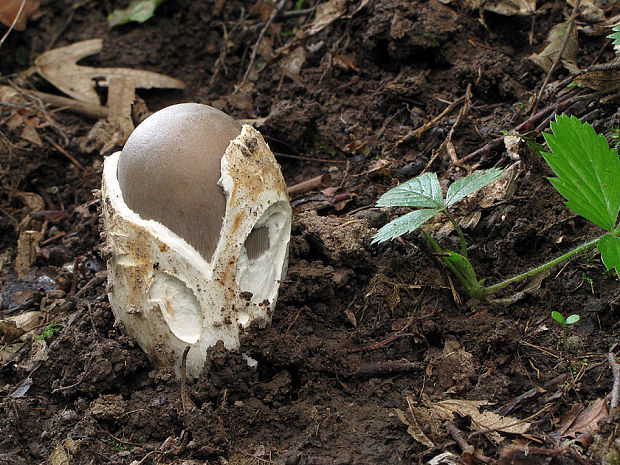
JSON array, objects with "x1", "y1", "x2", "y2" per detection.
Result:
[{"x1": 101, "y1": 105, "x2": 291, "y2": 378}]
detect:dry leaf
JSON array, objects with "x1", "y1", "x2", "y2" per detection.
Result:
[
  {"x1": 568, "y1": 0, "x2": 604, "y2": 23},
  {"x1": 17, "y1": 191, "x2": 45, "y2": 212},
  {"x1": 49, "y1": 439, "x2": 70, "y2": 465},
  {"x1": 396, "y1": 396, "x2": 441, "y2": 448},
  {"x1": 0, "y1": 0, "x2": 40, "y2": 31},
  {"x1": 395, "y1": 408, "x2": 435, "y2": 448},
  {"x1": 15, "y1": 230, "x2": 43, "y2": 278},
  {"x1": 573, "y1": 70, "x2": 620, "y2": 93},
  {"x1": 529, "y1": 21, "x2": 580, "y2": 74},
  {"x1": 551, "y1": 398, "x2": 608, "y2": 440},
  {"x1": 81, "y1": 76, "x2": 136, "y2": 154},
  {"x1": 281, "y1": 46, "x2": 307, "y2": 81},
  {"x1": 427, "y1": 398, "x2": 531, "y2": 442},
  {"x1": 35, "y1": 39, "x2": 185, "y2": 105},
  {"x1": 305, "y1": 0, "x2": 347, "y2": 36},
  {"x1": 467, "y1": 0, "x2": 536, "y2": 16}
]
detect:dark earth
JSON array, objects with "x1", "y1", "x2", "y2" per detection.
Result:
[{"x1": 1, "y1": 0, "x2": 619, "y2": 464}]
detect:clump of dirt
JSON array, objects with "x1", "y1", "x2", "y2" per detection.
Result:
[{"x1": 1, "y1": 0, "x2": 619, "y2": 464}]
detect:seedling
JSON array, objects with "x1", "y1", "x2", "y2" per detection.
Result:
[
  {"x1": 551, "y1": 311, "x2": 580, "y2": 356},
  {"x1": 35, "y1": 322, "x2": 60, "y2": 341},
  {"x1": 373, "y1": 114, "x2": 620, "y2": 300}
]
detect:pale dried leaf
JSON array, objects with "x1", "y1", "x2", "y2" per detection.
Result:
[
  {"x1": 35, "y1": 39, "x2": 185, "y2": 105},
  {"x1": 395, "y1": 408, "x2": 435, "y2": 448},
  {"x1": 17, "y1": 192, "x2": 45, "y2": 211},
  {"x1": 49, "y1": 440, "x2": 70, "y2": 465},
  {"x1": 21, "y1": 119, "x2": 43, "y2": 147},
  {"x1": 15, "y1": 230, "x2": 43, "y2": 278},
  {"x1": 567, "y1": 0, "x2": 605, "y2": 23},
  {"x1": 428, "y1": 398, "x2": 531, "y2": 440},
  {"x1": 467, "y1": 0, "x2": 536, "y2": 15},
  {"x1": 529, "y1": 21, "x2": 580, "y2": 74},
  {"x1": 281, "y1": 46, "x2": 307, "y2": 81},
  {"x1": 478, "y1": 161, "x2": 521, "y2": 208},
  {"x1": 305, "y1": 0, "x2": 347, "y2": 36}
]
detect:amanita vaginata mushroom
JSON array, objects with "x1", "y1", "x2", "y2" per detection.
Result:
[{"x1": 101, "y1": 103, "x2": 291, "y2": 378}]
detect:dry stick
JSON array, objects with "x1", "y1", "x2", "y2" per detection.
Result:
[
  {"x1": 529, "y1": 0, "x2": 581, "y2": 115},
  {"x1": 460, "y1": 90, "x2": 581, "y2": 163},
  {"x1": 236, "y1": 0, "x2": 287, "y2": 92},
  {"x1": 0, "y1": 0, "x2": 26, "y2": 50},
  {"x1": 396, "y1": 95, "x2": 466, "y2": 146},
  {"x1": 421, "y1": 84, "x2": 472, "y2": 174},
  {"x1": 446, "y1": 422, "x2": 492, "y2": 463},
  {"x1": 609, "y1": 351, "x2": 619, "y2": 411},
  {"x1": 43, "y1": 135, "x2": 85, "y2": 170},
  {"x1": 288, "y1": 173, "x2": 332, "y2": 197},
  {"x1": 345, "y1": 360, "x2": 422, "y2": 378}
]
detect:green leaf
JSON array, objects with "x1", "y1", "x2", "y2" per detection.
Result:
[
  {"x1": 376, "y1": 172, "x2": 445, "y2": 209},
  {"x1": 542, "y1": 114, "x2": 620, "y2": 232},
  {"x1": 598, "y1": 234, "x2": 620, "y2": 273},
  {"x1": 372, "y1": 209, "x2": 440, "y2": 244},
  {"x1": 444, "y1": 250, "x2": 480, "y2": 289},
  {"x1": 608, "y1": 25, "x2": 620, "y2": 46},
  {"x1": 551, "y1": 311, "x2": 565, "y2": 325},
  {"x1": 108, "y1": 0, "x2": 164, "y2": 27},
  {"x1": 446, "y1": 168, "x2": 503, "y2": 207},
  {"x1": 565, "y1": 314, "x2": 580, "y2": 325}
]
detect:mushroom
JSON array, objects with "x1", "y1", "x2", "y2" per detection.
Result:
[{"x1": 101, "y1": 103, "x2": 291, "y2": 378}]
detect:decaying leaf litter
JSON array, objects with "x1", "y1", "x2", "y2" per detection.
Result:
[{"x1": 1, "y1": 0, "x2": 619, "y2": 463}]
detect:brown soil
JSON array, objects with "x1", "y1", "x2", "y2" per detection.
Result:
[{"x1": 1, "y1": 1, "x2": 619, "y2": 464}]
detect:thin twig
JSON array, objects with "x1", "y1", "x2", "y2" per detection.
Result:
[
  {"x1": 0, "y1": 0, "x2": 26, "y2": 50},
  {"x1": 422, "y1": 84, "x2": 472, "y2": 173},
  {"x1": 237, "y1": 0, "x2": 287, "y2": 92},
  {"x1": 529, "y1": 0, "x2": 581, "y2": 114},
  {"x1": 446, "y1": 422, "x2": 492, "y2": 463},
  {"x1": 396, "y1": 95, "x2": 466, "y2": 146},
  {"x1": 460, "y1": 89, "x2": 582, "y2": 163}
]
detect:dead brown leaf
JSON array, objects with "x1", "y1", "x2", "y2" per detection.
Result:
[
  {"x1": 426, "y1": 398, "x2": 531, "y2": 442},
  {"x1": 551, "y1": 398, "x2": 608, "y2": 440},
  {"x1": 34, "y1": 39, "x2": 185, "y2": 105},
  {"x1": 467, "y1": 0, "x2": 536, "y2": 16},
  {"x1": 529, "y1": 21, "x2": 580, "y2": 74},
  {"x1": 304, "y1": 0, "x2": 347, "y2": 36}
]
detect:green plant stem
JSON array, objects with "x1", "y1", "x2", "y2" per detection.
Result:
[
  {"x1": 443, "y1": 209, "x2": 468, "y2": 259},
  {"x1": 483, "y1": 235, "x2": 603, "y2": 295},
  {"x1": 563, "y1": 324, "x2": 568, "y2": 356},
  {"x1": 423, "y1": 231, "x2": 484, "y2": 297}
]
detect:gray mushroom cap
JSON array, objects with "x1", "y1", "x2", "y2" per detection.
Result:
[{"x1": 117, "y1": 103, "x2": 242, "y2": 261}]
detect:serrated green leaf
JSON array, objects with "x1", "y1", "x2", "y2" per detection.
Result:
[
  {"x1": 565, "y1": 314, "x2": 580, "y2": 325},
  {"x1": 542, "y1": 114, "x2": 620, "y2": 232},
  {"x1": 598, "y1": 234, "x2": 620, "y2": 273},
  {"x1": 108, "y1": 0, "x2": 164, "y2": 28},
  {"x1": 372, "y1": 209, "x2": 440, "y2": 244},
  {"x1": 551, "y1": 311, "x2": 565, "y2": 324},
  {"x1": 446, "y1": 168, "x2": 503, "y2": 207},
  {"x1": 376, "y1": 172, "x2": 445, "y2": 209},
  {"x1": 608, "y1": 25, "x2": 620, "y2": 46}
]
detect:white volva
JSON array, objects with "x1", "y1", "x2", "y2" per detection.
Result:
[{"x1": 101, "y1": 120, "x2": 291, "y2": 378}]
